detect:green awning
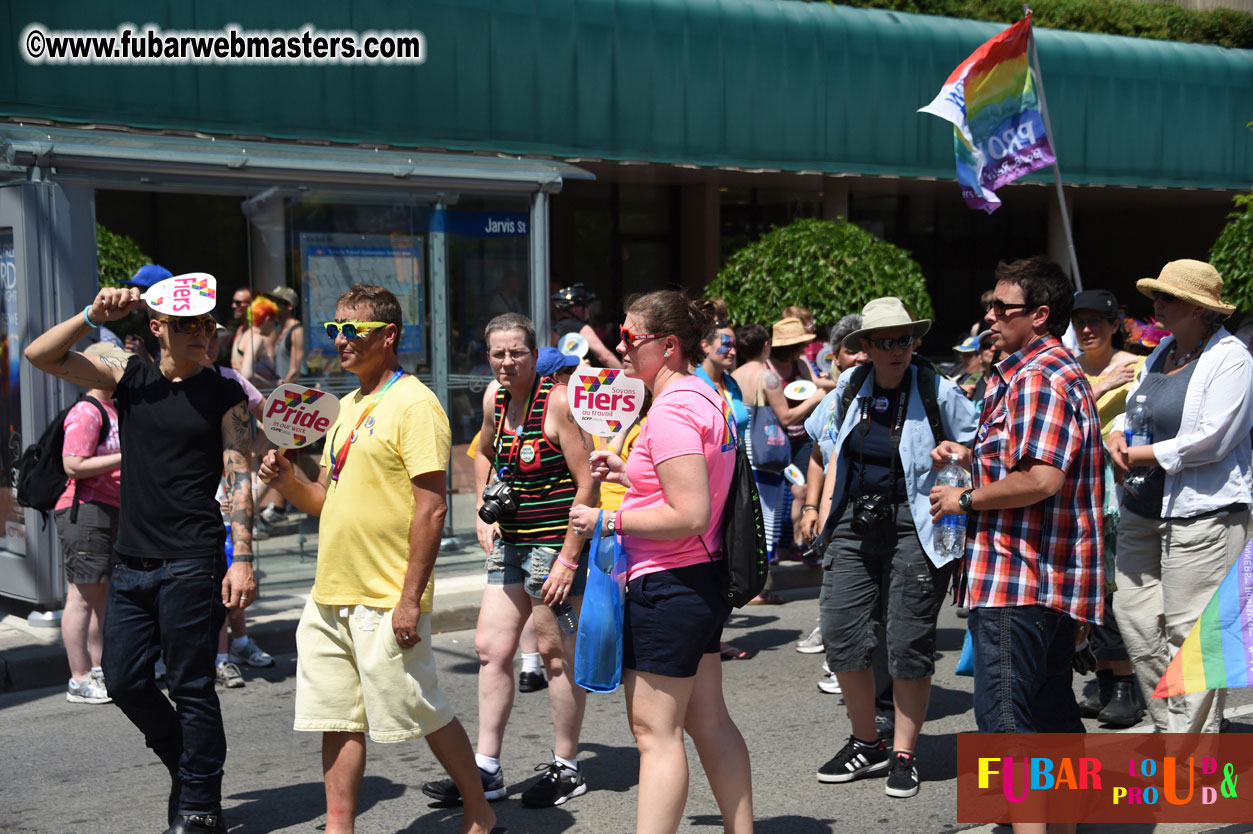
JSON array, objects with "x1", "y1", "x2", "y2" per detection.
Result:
[{"x1": 1, "y1": 0, "x2": 1249, "y2": 189}]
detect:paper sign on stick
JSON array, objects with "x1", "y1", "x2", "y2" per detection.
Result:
[
  {"x1": 559, "y1": 332, "x2": 589, "y2": 359},
  {"x1": 815, "y1": 344, "x2": 835, "y2": 374},
  {"x1": 143, "y1": 273, "x2": 217, "y2": 317},
  {"x1": 261, "y1": 384, "x2": 341, "y2": 449},
  {"x1": 567, "y1": 367, "x2": 645, "y2": 437}
]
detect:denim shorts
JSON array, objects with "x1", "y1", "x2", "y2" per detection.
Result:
[
  {"x1": 968, "y1": 605, "x2": 1084, "y2": 733},
  {"x1": 624, "y1": 560, "x2": 730, "y2": 678},
  {"x1": 820, "y1": 502, "x2": 953, "y2": 680},
  {"x1": 486, "y1": 540, "x2": 587, "y2": 599}
]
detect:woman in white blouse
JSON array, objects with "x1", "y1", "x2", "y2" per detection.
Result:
[{"x1": 1107, "y1": 260, "x2": 1253, "y2": 733}]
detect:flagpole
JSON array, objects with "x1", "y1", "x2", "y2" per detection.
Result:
[{"x1": 1023, "y1": 6, "x2": 1083, "y2": 290}]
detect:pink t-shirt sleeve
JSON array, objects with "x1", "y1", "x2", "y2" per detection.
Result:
[{"x1": 62, "y1": 401, "x2": 105, "y2": 457}]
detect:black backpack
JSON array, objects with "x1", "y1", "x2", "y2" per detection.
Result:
[
  {"x1": 840, "y1": 355, "x2": 948, "y2": 445},
  {"x1": 16, "y1": 396, "x2": 109, "y2": 525},
  {"x1": 692, "y1": 389, "x2": 769, "y2": 608}
]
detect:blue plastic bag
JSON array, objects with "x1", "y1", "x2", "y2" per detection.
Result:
[
  {"x1": 955, "y1": 628, "x2": 974, "y2": 677},
  {"x1": 575, "y1": 511, "x2": 627, "y2": 693}
]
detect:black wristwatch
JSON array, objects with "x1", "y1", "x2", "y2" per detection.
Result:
[{"x1": 958, "y1": 488, "x2": 975, "y2": 512}]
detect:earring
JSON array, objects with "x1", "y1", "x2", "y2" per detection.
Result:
[{"x1": 664, "y1": 349, "x2": 671, "y2": 358}]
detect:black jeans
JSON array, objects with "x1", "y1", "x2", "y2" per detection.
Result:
[{"x1": 102, "y1": 555, "x2": 228, "y2": 814}]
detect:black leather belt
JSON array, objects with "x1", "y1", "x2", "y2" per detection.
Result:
[{"x1": 117, "y1": 554, "x2": 166, "y2": 571}]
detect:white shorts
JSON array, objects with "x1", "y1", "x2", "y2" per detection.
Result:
[{"x1": 293, "y1": 597, "x2": 455, "y2": 742}]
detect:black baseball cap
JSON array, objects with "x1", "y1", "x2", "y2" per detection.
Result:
[{"x1": 1072, "y1": 289, "x2": 1119, "y2": 316}]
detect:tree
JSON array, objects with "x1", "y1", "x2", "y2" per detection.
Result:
[
  {"x1": 1210, "y1": 191, "x2": 1253, "y2": 313},
  {"x1": 95, "y1": 223, "x2": 151, "y2": 289},
  {"x1": 705, "y1": 217, "x2": 934, "y2": 328}
]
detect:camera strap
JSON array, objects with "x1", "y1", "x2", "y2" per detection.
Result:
[
  {"x1": 854, "y1": 373, "x2": 911, "y2": 507},
  {"x1": 493, "y1": 374, "x2": 541, "y2": 477},
  {"x1": 330, "y1": 367, "x2": 405, "y2": 482}
]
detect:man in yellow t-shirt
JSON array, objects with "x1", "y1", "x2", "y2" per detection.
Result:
[{"x1": 260, "y1": 285, "x2": 497, "y2": 834}]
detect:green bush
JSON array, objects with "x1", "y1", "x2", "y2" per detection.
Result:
[
  {"x1": 706, "y1": 218, "x2": 933, "y2": 329},
  {"x1": 95, "y1": 223, "x2": 151, "y2": 289},
  {"x1": 806, "y1": 0, "x2": 1253, "y2": 49},
  {"x1": 1210, "y1": 191, "x2": 1253, "y2": 312}
]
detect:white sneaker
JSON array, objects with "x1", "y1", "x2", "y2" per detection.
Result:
[
  {"x1": 228, "y1": 636, "x2": 275, "y2": 668},
  {"x1": 817, "y1": 672, "x2": 842, "y2": 695},
  {"x1": 260, "y1": 504, "x2": 288, "y2": 525},
  {"x1": 252, "y1": 518, "x2": 272, "y2": 541},
  {"x1": 67, "y1": 675, "x2": 111, "y2": 704},
  {"x1": 796, "y1": 625, "x2": 825, "y2": 653},
  {"x1": 216, "y1": 661, "x2": 246, "y2": 688}
]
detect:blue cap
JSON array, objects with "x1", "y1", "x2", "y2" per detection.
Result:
[
  {"x1": 537, "y1": 347, "x2": 581, "y2": 376},
  {"x1": 953, "y1": 334, "x2": 980, "y2": 353},
  {"x1": 126, "y1": 264, "x2": 173, "y2": 289}
]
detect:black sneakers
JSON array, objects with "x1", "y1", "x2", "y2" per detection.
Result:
[
  {"x1": 885, "y1": 751, "x2": 920, "y2": 798},
  {"x1": 520, "y1": 760, "x2": 587, "y2": 807},
  {"x1": 817, "y1": 736, "x2": 891, "y2": 783},
  {"x1": 421, "y1": 765, "x2": 508, "y2": 804},
  {"x1": 163, "y1": 813, "x2": 226, "y2": 834},
  {"x1": 518, "y1": 671, "x2": 548, "y2": 693}
]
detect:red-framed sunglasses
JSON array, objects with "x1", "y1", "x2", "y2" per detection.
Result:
[{"x1": 620, "y1": 327, "x2": 662, "y2": 351}]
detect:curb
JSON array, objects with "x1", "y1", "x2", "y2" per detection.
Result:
[{"x1": 0, "y1": 562, "x2": 819, "y2": 695}]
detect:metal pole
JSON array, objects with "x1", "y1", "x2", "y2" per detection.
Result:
[{"x1": 1024, "y1": 6, "x2": 1083, "y2": 289}]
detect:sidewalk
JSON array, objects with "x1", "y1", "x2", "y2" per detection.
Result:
[{"x1": 0, "y1": 518, "x2": 822, "y2": 693}]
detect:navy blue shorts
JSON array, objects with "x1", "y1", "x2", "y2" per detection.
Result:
[
  {"x1": 623, "y1": 560, "x2": 731, "y2": 678},
  {"x1": 968, "y1": 605, "x2": 1084, "y2": 733}
]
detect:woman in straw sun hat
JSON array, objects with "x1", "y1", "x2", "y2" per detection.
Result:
[{"x1": 1108, "y1": 259, "x2": 1253, "y2": 733}]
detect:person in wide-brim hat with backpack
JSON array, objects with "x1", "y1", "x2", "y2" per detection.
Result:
[{"x1": 812, "y1": 297, "x2": 977, "y2": 799}]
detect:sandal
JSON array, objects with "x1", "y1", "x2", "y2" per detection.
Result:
[
  {"x1": 747, "y1": 591, "x2": 786, "y2": 605},
  {"x1": 720, "y1": 642, "x2": 749, "y2": 660}
]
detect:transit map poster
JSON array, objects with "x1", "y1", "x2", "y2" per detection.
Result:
[{"x1": 300, "y1": 233, "x2": 426, "y2": 371}]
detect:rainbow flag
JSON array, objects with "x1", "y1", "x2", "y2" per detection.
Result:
[
  {"x1": 918, "y1": 14, "x2": 1055, "y2": 213},
  {"x1": 1154, "y1": 537, "x2": 1253, "y2": 698}
]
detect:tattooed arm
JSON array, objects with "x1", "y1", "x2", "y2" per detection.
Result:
[
  {"x1": 24, "y1": 287, "x2": 141, "y2": 390},
  {"x1": 541, "y1": 384, "x2": 598, "y2": 605},
  {"x1": 220, "y1": 401, "x2": 258, "y2": 609}
]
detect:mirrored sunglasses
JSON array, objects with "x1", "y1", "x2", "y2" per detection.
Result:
[
  {"x1": 158, "y1": 315, "x2": 218, "y2": 336},
  {"x1": 324, "y1": 320, "x2": 388, "y2": 340}
]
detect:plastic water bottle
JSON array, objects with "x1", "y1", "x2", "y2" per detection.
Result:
[
  {"x1": 934, "y1": 453, "x2": 970, "y2": 561},
  {"x1": 1124, "y1": 395, "x2": 1153, "y2": 493},
  {"x1": 551, "y1": 601, "x2": 578, "y2": 635},
  {"x1": 223, "y1": 520, "x2": 233, "y2": 561}
]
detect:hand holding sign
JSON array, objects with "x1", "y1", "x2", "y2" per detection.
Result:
[
  {"x1": 567, "y1": 367, "x2": 646, "y2": 437},
  {"x1": 261, "y1": 384, "x2": 341, "y2": 450},
  {"x1": 143, "y1": 273, "x2": 218, "y2": 317}
]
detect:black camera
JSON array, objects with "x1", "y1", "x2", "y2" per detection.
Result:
[
  {"x1": 479, "y1": 479, "x2": 519, "y2": 524},
  {"x1": 850, "y1": 494, "x2": 892, "y2": 536}
]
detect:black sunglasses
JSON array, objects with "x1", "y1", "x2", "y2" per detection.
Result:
[
  {"x1": 1152, "y1": 291, "x2": 1180, "y2": 305},
  {"x1": 986, "y1": 299, "x2": 1032, "y2": 317},
  {"x1": 867, "y1": 335, "x2": 915, "y2": 352}
]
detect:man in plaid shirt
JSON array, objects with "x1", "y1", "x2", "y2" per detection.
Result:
[{"x1": 931, "y1": 258, "x2": 1104, "y2": 758}]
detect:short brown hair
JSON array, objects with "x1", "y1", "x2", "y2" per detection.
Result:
[
  {"x1": 484, "y1": 313, "x2": 536, "y2": 351},
  {"x1": 337, "y1": 284, "x2": 403, "y2": 342},
  {"x1": 994, "y1": 256, "x2": 1073, "y2": 338},
  {"x1": 625, "y1": 290, "x2": 712, "y2": 365}
]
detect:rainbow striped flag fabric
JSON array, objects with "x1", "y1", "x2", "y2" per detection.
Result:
[
  {"x1": 1154, "y1": 537, "x2": 1253, "y2": 698},
  {"x1": 918, "y1": 14, "x2": 1055, "y2": 213}
]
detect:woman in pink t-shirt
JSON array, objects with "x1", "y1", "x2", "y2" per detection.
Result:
[
  {"x1": 54, "y1": 347, "x2": 124, "y2": 705},
  {"x1": 569, "y1": 290, "x2": 753, "y2": 834}
]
